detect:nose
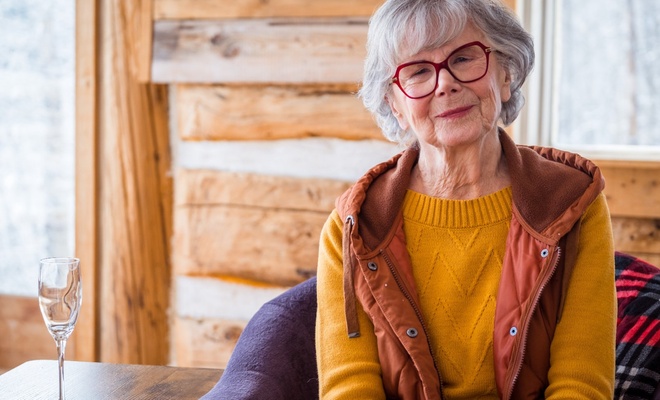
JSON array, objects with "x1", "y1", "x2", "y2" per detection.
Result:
[{"x1": 434, "y1": 68, "x2": 461, "y2": 96}]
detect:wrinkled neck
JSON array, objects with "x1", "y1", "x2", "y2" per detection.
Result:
[{"x1": 412, "y1": 132, "x2": 510, "y2": 199}]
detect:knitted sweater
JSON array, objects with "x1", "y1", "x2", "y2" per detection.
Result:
[
  {"x1": 403, "y1": 188, "x2": 511, "y2": 398},
  {"x1": 316, "y1": 188, "x2": 615, "y2": 399}
]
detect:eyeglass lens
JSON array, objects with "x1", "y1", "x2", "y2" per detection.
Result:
[{"x1": 396, "y1": 44, "x2": 489, "y2": 99}]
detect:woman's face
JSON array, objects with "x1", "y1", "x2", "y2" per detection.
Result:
[{"x1": 387, "y1": 25, "x2": 512, "y2": 150}]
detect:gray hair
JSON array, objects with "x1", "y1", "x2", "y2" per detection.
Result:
[{"x1": 358, "y1": 0, "x2": 534, "y2": 146}]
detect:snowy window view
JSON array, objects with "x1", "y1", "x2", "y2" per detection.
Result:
[
  {"x1": 0, "y1": 1, "x2": 75, "y2": 296},
  {"x1": 554, "y1": 0, "x2": 660, "y2": 148}
]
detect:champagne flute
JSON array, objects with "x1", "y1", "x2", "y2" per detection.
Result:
[{"x1": 38, "y1": 257, "x2": 82, "y2": 400}]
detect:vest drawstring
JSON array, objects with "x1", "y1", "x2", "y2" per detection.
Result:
[{"x1": 343, "y1": 214, "x2": 361, "y2": 338}]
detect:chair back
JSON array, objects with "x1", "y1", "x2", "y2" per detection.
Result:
[
  {"x1": 614, "y1": 252, "x2": 660, "y2": 400},
  {"x1": 201, "y1": 277, "x2": 319, "y2": 400}
]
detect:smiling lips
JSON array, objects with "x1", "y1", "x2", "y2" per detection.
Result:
[{"x1": 438, "y1": 105, "x2": 474, "y2": 118}]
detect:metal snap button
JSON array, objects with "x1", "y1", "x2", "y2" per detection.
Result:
[
  {"x1": 367, "y1": 262, "x2": 378, "y2": 271},
  {"x1": 540, "y1": 249, "x2": 549, "y2": 258},
  {"x1": 406, "y1": 328, "x2": 418, "y2": 338},
  {"x1": 509, "y1": 326, "x2": 518, "y2": 336}
]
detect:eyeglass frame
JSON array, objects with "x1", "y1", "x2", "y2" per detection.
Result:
[{"x1": 390, "y1": 41, "x2": 493, "y2": 99}]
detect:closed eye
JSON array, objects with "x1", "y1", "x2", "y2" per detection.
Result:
[
  {"x1": 411, "y1": 66, "x2": 433, "y2": 77},
  {"x1": 452, "y1": 56, "x2": 474, "y2": 65}
]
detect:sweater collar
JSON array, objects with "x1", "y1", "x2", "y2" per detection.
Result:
[{"x1": 336, "y1": 129, "x2": 604, "y2": 251}]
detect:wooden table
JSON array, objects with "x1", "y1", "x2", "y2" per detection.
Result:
[{"x1": 0, "y1": 360, "x2": 223, "y2": 399}]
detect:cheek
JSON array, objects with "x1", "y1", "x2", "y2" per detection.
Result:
[
  {"x1": 482, "y1": 79, "x2": 506, "y2": 115},
  {"x1": 402, "y1": 100, "x2": 434, "y2": 128},
  {"x1": 478, "y1": 87, "x2": 499, "y2": 114},
  {"x1": 474, "y1": 87, "x2": 503, "y2": 127}
]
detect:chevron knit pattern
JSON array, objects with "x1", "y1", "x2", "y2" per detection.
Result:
[{"x1": 402, "y1": 187, "x2": 512, "y2": 399}]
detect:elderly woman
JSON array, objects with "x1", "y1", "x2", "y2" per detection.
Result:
[{"x1": 315, "y1": 0, "x2": 616, "y2": 399}]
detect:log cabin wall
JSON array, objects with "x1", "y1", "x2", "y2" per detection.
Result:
[
  {"x1": 599, "y1": 162, "x2": 660, "y2": 267},
  {"x1": 157, "y1": 0, "x2": 397, "y2": 368},
  {"x1": 152, "y1": 0, "x2": 660, "y2": 370}
]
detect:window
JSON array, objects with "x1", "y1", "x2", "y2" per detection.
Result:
[
  {"x1": 515, "y1": 0, "x2": 660, "y2": 160},
  {"x1": 0, "y1": 1, "x2": 75, "y2": 295}
]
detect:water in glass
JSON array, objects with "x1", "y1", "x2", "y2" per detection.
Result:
[{"x1": 38, "y1": 257, "x2": 82, "y2": 400}]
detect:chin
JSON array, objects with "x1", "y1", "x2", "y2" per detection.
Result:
[{"x1": 430, "y1": 126, "x2": 488, "y2": 148}]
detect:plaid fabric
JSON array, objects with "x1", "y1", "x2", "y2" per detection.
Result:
[{"x1": 615, "y1": 251, "x2": 660, "y2": 399}]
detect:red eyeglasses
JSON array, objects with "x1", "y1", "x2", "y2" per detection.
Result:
[{"x1": 391, "y1": 41, "x2": 493, "y2": 99}]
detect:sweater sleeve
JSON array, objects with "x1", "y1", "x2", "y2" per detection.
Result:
[
  {"x1": 316, "y1": 210, "x2": 386, "y2": 400},
  {"x1": 545, "y1": 192, "x2": 616, "y2": 399}
]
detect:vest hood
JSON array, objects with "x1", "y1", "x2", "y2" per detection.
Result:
[{"x1": 336, "y1": 129, "x2": 604, "y2": 250}]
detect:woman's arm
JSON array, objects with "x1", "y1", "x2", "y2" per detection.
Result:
[
  {"x1": 316, "y1": 210, "x2": 386, "y2": 400},
  {"x1": 545, "y1": 192, "x2": 616, "y2": 398}
]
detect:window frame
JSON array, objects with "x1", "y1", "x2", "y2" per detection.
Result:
[{"x1": 513, "y1": 0, "x2": 660, "y2": 161}]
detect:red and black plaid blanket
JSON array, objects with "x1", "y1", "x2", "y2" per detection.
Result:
[{"x1": 615, "y1": 251, "x2": 660, "y2": 399}]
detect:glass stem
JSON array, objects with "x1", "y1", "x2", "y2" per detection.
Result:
[{"x1": 56, "y1": 338, "x2": 67, "y2": 400}]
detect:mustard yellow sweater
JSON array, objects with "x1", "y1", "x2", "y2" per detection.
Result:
[{"x1": 316, "y1": 188, "x2": 616, "y2": 399}]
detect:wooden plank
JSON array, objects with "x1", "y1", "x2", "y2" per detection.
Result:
[
  {"x1": 151, "y1": 85, "x2": 174, "y2": 250},
  {"x1": 96, "y1": 0, "x2": 172, "y2": 365},
  {"x1": 0, "y1": 295, "x2": 57, "y2": 370},
  {"x1": 152, "y1": 18, "x2": 368, "y2": 83},
  {"x1": 135, "y1": 0, "x2": 154, "y2": 82},
  {"x1": 175, "y1": 169, "x2": 350, "y2": 210},
  {"x1": 612, "y1": 217, "x2": 660, "y2": 254},
  {"x1": 174, "y1": 317, "x2": 246, "y2": 369},
  {"x1": 595, "y1": 159, "x2": 660, "y2": 170},
  {"x1": 176, "y1": 84, "x2": 381, "y2": 141},
  {"x1": 74, "y1": 0, "x2": 99, "y2": 363},
  {"x1": 173, "y1": 170, "x2": 348, "y2": 285},
  {"x1": 600, "y1": 165, "x2": 660, "y2": 218},
  {"x1": 154, "y1": 0, "x2": 384, "y2": 19},
  {"x1": 174, "y1": 205, "x2": 327, "y2": 286}
]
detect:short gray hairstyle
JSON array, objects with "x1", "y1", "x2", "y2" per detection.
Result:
[{"x1": 358, "y1": 0, "x2": 534, "y2": 146}]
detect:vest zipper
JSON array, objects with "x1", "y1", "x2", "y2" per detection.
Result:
[
  {"x1": 381, "y1": 249, "x2": 445, "y2": 399},
  {"x1": 505, "y1": 246, "x2": 562, "y2": 400}
]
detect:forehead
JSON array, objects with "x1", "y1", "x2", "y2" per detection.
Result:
[{"x1": 397, "y1": 22, "x2": 486, "y2": 63}]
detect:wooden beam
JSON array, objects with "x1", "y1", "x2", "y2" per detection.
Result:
[
  {"x1": 74, "y1": 0, "x2": 99, "y2": 362},
  {"x1": 174, "y1": 170, "x2": 349, "y2": 285},
  {"x1": 176, "y1": 84, "x2": 381, "y2": 141},
  {"x1": 153, "y1": 0, "x2": 384, "y2": 19},
  {"x1": 600, "y1": 165, "x2": 660, "y2": 218},
  {"x1": 175, "y1": 169, "x2": 349, "y2": 214},
  {"x1": 174, "y1": 205, "x2": 327, "y2": 285},
  {"x1": 0, "y1": 295, "x2": 55, "y2": 370},
  {"x1": 135, "y1": 0, "x2": 154, "y2": 81},
  {"x1": 96, "y1": 0, "x2": 172, "y2": 365},
  {"x1": 151, "y1": 18, "x2": 368, "y2": 83},
  {"x1": 174, "y1": 317, "x2": 246, "y2": 369},
  {"x1": 612, "y1": 217, "x2": 660, "y2": 255}
]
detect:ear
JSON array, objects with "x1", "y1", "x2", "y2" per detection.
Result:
[
  {"x1": 499, "y1": 67, "x2": 512, "y2": 103},
  {"x1": 386, "y1": 94, "x2": 409, "y2": 130}
]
